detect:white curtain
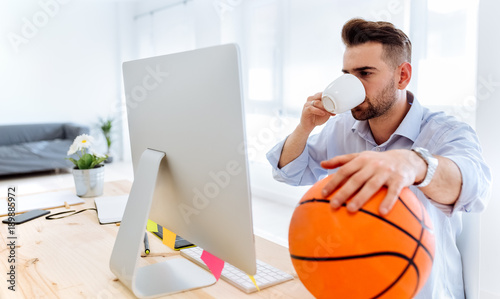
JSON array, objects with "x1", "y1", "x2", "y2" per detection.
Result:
[
  {"x1": 412, "y1": 0, "x2": 478, "y2": 126},
  {"x1": 132, "y1": 0, "x2": 479, "y2": 163},
  {"x1": 134, "y1": 1, "x2": 196, "y2": 58}
]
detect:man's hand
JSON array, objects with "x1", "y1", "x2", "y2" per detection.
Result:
[
  {"x1": 278, "y1": 92, "x2": 334, "y2": 168},
  {"x1": 300, "y1": 92, "x2": 335, "y2": 133},
  {"x1": 320, "y1": 149, "x2": 427, "y2": 215}
]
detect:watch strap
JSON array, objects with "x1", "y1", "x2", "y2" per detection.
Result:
[{"x1": 412, "y1": 147, "x2": 438, "y2": 188}]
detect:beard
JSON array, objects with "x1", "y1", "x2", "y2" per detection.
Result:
[{"x1": 351, "y1": 79, "x2": 398, "y2": 121}]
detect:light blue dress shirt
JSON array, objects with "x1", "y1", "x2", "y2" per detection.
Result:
[{"x1": 266, "y1": 91, "x2": 491, "y2": 298}]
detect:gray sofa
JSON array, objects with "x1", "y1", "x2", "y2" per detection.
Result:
[{"x1": 0, "y1": 123, "x2": 89, "y2": 176}]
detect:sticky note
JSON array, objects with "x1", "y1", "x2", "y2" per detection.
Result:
[
  {"x1": 147, "y1": 219, "x2": 158, "y2": 232},
  {"x1": 248, "y1": 274, "x2": 260, "y2": 291},
  {"x1": 162, "y1": 227, "x2": 176, "y2": 249},
  {"x1": 201, "y1": 250, "x2": 225, "y2": 281}
]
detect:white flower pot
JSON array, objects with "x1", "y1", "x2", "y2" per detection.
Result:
[{"x1": 72, "y1": 165, "x2": 105, "y2": 197}]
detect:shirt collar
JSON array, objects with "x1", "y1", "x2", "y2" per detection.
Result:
[{"x1": 351, "y1": 90, "x2": 423, "y2": 143}]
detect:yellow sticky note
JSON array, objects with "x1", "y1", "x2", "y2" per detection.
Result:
[
  {"x1": 146, "y1": 219, "x2": 158, "y2": 232},
  {"x1": 247, "y1": 274, "x2": 260, "y2": 291},
  {"x1": 162, "y1": 227, "x2": 176, "y2": 250}
]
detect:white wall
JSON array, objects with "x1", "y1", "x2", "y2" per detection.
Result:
[
  {"x1": 0, "y1": 0, "x2": 121, "y2": 152},
  {"x1": 114, "y1": 2, "x2": 137, "y2": 163},
  {"x1": 477, "y1": 0, "x2": 500, "y2": 298},
  {"x1": 118, "y1": 0, "x2": 223, "y2": 162}
]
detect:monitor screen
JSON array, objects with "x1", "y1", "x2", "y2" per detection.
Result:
[{"x1": 122, "y1": 44, "x2": 256, "y2": 276}]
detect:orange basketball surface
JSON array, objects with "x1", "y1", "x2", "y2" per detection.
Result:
[{"x1": 288, "y1": 175, "x2": 435, "y2": 299}]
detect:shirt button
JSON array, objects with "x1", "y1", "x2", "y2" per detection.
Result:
[{"x1": 375, "y1": 147, "x2": 381, "y2": 152}]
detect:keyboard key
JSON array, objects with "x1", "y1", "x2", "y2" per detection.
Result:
[{"x1": 180, "y1": 246, "x2": 294, "y2": 293}]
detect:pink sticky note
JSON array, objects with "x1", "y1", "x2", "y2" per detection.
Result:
[{"x1": 201, "y1": 250, "x2": 225, "y2": 281}]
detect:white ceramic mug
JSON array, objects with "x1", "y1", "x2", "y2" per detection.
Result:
[{"x1": 321, "y1": 74, "x2": 366, "y2": 114}]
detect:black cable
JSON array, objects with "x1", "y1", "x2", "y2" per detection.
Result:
[{"x1": 45, "y1": 208, "x2": 97, "y2": 220}]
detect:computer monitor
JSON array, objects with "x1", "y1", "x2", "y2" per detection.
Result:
[{"x1": 110, "y1": 44, "x2": 256, "y2": 298}]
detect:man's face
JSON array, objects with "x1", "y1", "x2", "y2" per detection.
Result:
[{"x1": 342, "y1": 42, "x2": 399, "y2": 120}]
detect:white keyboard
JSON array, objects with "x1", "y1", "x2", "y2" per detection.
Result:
[{"x1": 180, "y1": 246, "x2": 294, "y2": 293}]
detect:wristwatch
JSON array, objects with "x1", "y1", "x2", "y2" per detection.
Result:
[{"x1": 411, "y1": 147, "x2": 438, "y2": 188}]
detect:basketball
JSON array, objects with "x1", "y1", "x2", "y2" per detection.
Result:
[{"x1": 289, "y1": 175, "x2": 435, "y2": 299}]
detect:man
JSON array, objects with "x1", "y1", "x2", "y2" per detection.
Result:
[{"x1": 267, "y1": 18, "x2": 491, "y2": 298}]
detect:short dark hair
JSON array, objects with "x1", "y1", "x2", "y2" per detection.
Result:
[{"x1": 341, "y1": 18, "x2": 412, "y2": 68}]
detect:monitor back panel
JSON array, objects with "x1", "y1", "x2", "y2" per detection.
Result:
[{"x1": 122, "y1": 44, "x2": 256, "y2": 274}]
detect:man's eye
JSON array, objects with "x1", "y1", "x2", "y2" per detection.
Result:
[{"x1": 360, "y1": 71, "x2": 371, "y2": 76}]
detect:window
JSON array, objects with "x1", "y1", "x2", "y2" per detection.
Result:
[
  {"x1": 134, "y1": 1, "x2": 196, "y2": 58},
  {"x1": 411, "y1": 0, "x2": 478, "y2": 126},
  {"x1": 131, "y1": 0, "x2": 478, "y2": 164}
]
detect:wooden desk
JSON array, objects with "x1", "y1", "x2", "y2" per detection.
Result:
[{"x1": 0, "y1": 180, "x2": 313, "y2": 298}]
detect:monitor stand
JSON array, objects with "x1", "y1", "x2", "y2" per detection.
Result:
[{"x1": 109, "y1": 149, "x2": 216, "y2": 298}]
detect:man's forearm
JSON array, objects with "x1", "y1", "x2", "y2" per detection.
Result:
[
  {"x1": 420, "y1": 156, "x2": 462, "y2": 206},
  {"x1": 278, "y1": 124, "x2": 313, "y2": 169}
]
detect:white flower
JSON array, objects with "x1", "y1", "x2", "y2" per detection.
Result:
[
  {"x1": 72, "y1": 134, "x2": 95, "y2": 150},
  {"x1": 90, "y1": 149, "x2": 106, "y2": 158},
  {"x1": 67, "y1": 143, "x2": 78, "y2": 155},
  {"x1": 66, "y1": 134, "x2": 105, "y2": 169}
]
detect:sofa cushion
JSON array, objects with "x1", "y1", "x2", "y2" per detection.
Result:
[
  {"x1": 0, "y1": 123, "x2": 66, "y2": 146},
  {"x1": 0, "y1": 123, "x2": 90, "y2": 175},
  {"x1": 0, "y1": 139, "x2": 74, "y2": 175},
  {"x1": 63, "y1": 123, "x2": 88, "y2": 141}
]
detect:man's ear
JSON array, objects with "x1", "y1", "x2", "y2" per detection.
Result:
[{"x1": 397, "y1": 62, "x2": 412, "y2": 90}]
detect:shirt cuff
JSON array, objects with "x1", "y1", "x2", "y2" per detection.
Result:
[
  {"x1": 266, "y1": 137, "x2": 310, "y2": 186},
  {"x1": 431, "y1": 155, "x2": 489, "y2": 217}
]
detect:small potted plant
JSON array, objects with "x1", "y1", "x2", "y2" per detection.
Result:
[
  {"x1": 99, "y1": 117, "x2": 114, "y2": 163},
  {"x1": 67, "y1": 134, "x2": 108, "y2": 197}
]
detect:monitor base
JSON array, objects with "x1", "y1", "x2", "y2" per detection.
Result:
[
  {"x1": 134, "y1": 258, "x2": 216, "y2": 298},
  {"x1": 109, "y1": 149, "x2": 216, "y2": 298}
]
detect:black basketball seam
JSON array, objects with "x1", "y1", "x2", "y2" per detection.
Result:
[
  {"x1": 371, "y1": 220, "x2": 424, "y2": 299},
  {"x1": 357, "y1": 206, "x2": 433, "y2": 262},
  {"x1": 397, "y1": 196, "x2": 433, "y2": 232},
  {"x1": 290, "y1": 251, "x2": 416, "y2": 265},
  {"x1": 295, "y1": 198, "x2": 432, "y2": 297},
  {"x1": 291, "y1": 250, "x2": 420, "y2": 298},
  {"x1": 300, "y1": 198, "x2": 331, "y2": 205},
  {"x1": 411, "y1": 196, "x2": 430, "y2": 298},
  {"x1": 382, "y1": 195, "x2": 433, "y2": 298},
  {"x1": 298, "y1": 199, "x2": 434, "y2": 262}
]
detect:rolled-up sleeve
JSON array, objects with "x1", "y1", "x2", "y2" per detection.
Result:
[
  {"x1": 266, "y1": 130, "x2": 330, "y2": 186},
  {"x1": 429, "y1": 122, "x2": 491, "y2": 216}
]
